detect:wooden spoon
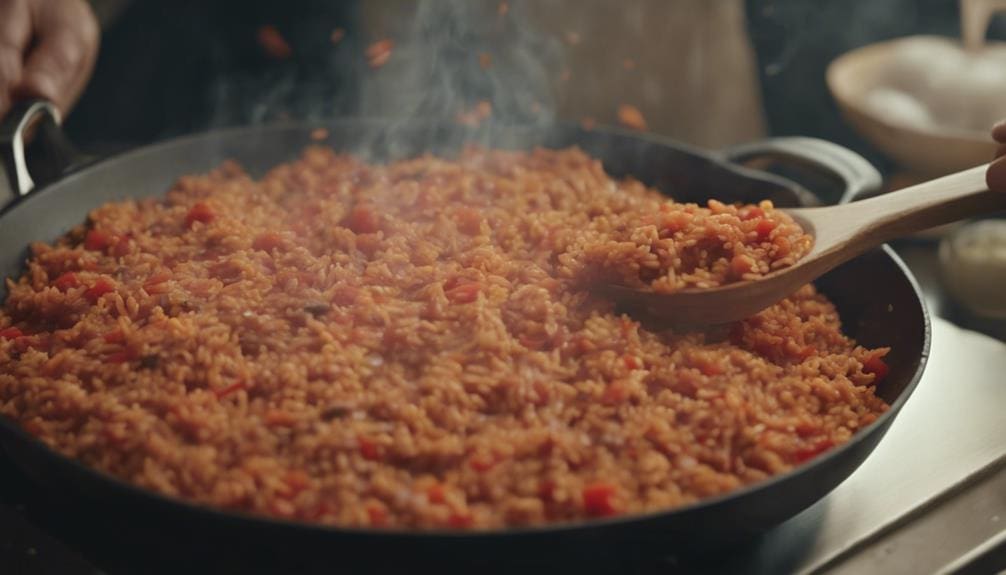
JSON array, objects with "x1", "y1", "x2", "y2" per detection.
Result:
[{"x1": 605, "y1": 164, "x2": 1006, "y2": 326}]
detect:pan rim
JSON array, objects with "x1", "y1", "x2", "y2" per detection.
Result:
[{"x1": 0, "y1": 121, "x2": 931, "y2": 539}]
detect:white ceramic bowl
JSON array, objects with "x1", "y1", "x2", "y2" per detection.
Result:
[{"x1": 827, "y1": 36, "x2": 999, "y2": 178}]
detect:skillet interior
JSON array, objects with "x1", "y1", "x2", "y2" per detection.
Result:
[{"x1": 0, "y1": 122, "x2": 929, "y2": 566}]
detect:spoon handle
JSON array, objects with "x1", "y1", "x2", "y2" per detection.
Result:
[{"x1": 808, "y1": 164, "x2": 1006, "y2": 252}]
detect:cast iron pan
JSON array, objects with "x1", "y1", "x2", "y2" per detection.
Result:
[{"x1": 0, "y1": 100, "x2": 929, "y2": 573}]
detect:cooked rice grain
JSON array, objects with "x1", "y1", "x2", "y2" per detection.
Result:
[{"x1": 0, "y1": 147, "x2": 888, "y2": 529}]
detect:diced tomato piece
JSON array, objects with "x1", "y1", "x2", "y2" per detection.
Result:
[
  {"x1": 537, "y1": 479, "x2": 556, "y2": 501},
  {"x1": 518, "y1": 333, "x2": 547, "y2": 350},
  {"x1": 269, "y1": 499, "x2": 296, "y2": 518},
  {"x1": 106, "y1": 350, "x2": 132, "y2": 364},
  {"x1": 344, "y1": 204, "x2": 381, "y2": 234},
  {"x1": 14, "y1": 334, "x2": 49, "y2": 353},
  {"x1": 695, "y1": 359, "x2": 722, "y2": 376},
  {"x1": 795, "y1": 421, "x2": 820, "y2": 438},
  {"x1": 617, "y1": 104, "x2": 647, "y2": 131},
  {"x1": 103, "y1": 330, "x2": 125, "y2": 344},
  {"x1": 426, "y1": 483, "x2": 446, "y2": 504},
  {"x1": 185, "y1": 202, "x2": 215, "y2": 227},
  {"x1": 366, "y1": 503, "x2": 388, "y2": 526},
  {"x1": 143, "y1": 271, "x2": 172, "y2": 292},
  {"x1": 661, "y1": 213, "x2": 691, "y2": 234},
  {"x1": 366, "y1": 39, "x2": 394, "y2": 68},
  {"x1": 252, "y1": 232, "x2": 285, "y2": 252},
  {"x1": 469, "y1": 452, "x2": 498, "y2": 472},
  {"x1": 214, "y1": 382, "x2": 247, "y2": 399},
  {"x1": 85, "y1": 278, "x2": 115, "y2": 303},
  {"x1": 111, "y1": 235, "x2": 132, "y2": 258},
  {"x1": 358, "y1": 436, "x2": 382, "y2": 461},
  {"x1": 84, "y1": 230, "x2": 113, "y2": 251},
  {"x1": 793, "y1": 439, "x2": 835, "y2": 463},
  {"x1": 622, "y1": 355, "x2": 640, "y2": 370},
  {"x1": 454, "y1": 206, "x2": 482, "y2": 235},
  {"x1": 257, "y1": 25, "x2": 292, "y2": 60},
  {"x1": 730, "y1": 255, "x2": 753, "y2": 279},
  {"x1": 0, "y1": 327, "x2": 23, "y2": 339},
  {"x1": 304, "y1": 502, "x2": 332, "y2": 521},
  {"x1": 601, "y1": 381, "x2": 628, "y2": 405},
  {"x1": 774, "y1": 236, "x2": 792, "y2": 257},
  {"x1": 331, "y1": 285, "x2": 359, "y2": 307},
  {"x1": 447, "y1": 512, "x2": 474, "y2": 529},
  {"x1": 283, "y1": 470, "x2": 311, "y2": 494},
  {"x1": 446, "y1": 281, "x2": 481, "y2": 304},
  {"x1": 53, "y1": 272, "x2": 80, "y2": 291},
  {"x1": 739, "y1": 206, "x2": 765, "y2": 221},
  {"x1": 582, "y1": 482, "x2": 619, "y2": 517},
  {"x1": 264, "y1": 409, "x2": 296, "y2": 427},
  {"x1": 863, "y1": 356, "x2": 889, "y2": 383},
  {"x1": 355, "y1": 233, "x2": 382, "y2": 257},
  {"x1": 755, "y1": 219, "x2": 777, "y2": 240}
]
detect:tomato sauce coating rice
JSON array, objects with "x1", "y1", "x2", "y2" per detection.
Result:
[{"x1": 0, "y1": 147, "x2": 889, "y2": 529}]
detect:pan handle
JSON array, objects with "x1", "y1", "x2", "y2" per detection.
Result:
[
  {"x1": 0, "y1": 99, "x2": 85, "y2": 205},
  {"x1": 722, "y1": 137, "x2": 883, "y2": 205}
]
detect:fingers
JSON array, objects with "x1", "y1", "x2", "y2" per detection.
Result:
[
  {"x1": 996, "y1": 142, "x2": 1006, "y2": 160},
  {"x1": 993, "y1": 120, "x2": 1006, "y2": 145},
  {"x1": 0, "y1": 0, "x2": 31, "y2": 117},
  {"x1": 986, "y1": 155, "x2": 1006, "y2": 192},
  {"x1": 18, "y1": 0, "x2": 99, "y2": 116}
]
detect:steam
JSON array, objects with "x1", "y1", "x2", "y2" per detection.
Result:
[
  {"x1": 203, "y1": 0, "x2": 564, "y2": 157},
  {"x1": 358, "y1": 1, "x2": 561, "y2": 124}
]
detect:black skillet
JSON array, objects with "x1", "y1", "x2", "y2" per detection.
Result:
[{"x1": 0, "y1": 100, "x2": 929, "y2": 572}]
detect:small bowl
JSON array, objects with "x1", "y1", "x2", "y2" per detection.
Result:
[
  {"x1": 939, "y1": 219, "x2": 1006, "y2": 319},
  {"x1": 827, "y1": 36, "x2": 998, "y2": 178}
]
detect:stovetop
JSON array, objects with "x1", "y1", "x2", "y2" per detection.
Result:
[{"x1": 2, "y1": 242, "x2": 1004, "y2": 575}]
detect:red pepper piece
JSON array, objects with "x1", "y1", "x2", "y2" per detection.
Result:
[
  {"x1": 84, "y1": 230, "x2": 113, "y2": 251},
  {"x1": 426, "y1": 483, "x2": 446, "y2": 504},
  {"x1": 582, "y1": 482, "x2": 619, "y2": 517},
  {"x1": 863, "y1": 355, "x2": 889, "y2": 383},
  {"x1": 185, "y1": 202, "x2": 215, "y2": 227},
  {"x1": 366, "y1": 503, "x2": 388, "y2": 526},
  {"x1": 214, "y1": 382, "x2": 247, "y2": 399},
  {"x1": 601, "y1": 381, "x2": 628, "y2": 405},
  {"x1": 85, "y1": 278, "x2": 115, "y2": 303},
  {"x1": 358, "y1": 436, "x2": 382, "y2": 461},
  {"x1": 103, "y1": 330, "x2": 125, "y2": 344},
  {"x1": 446, "y1": 281, "x2": 481, "y2": 304},
  {"x1": 447, "y1": 512, "x2": 473, "y2": 529},
  {"x1": 53, "y1": 272, "x2": 80, "y2": 291},
  {"x1": 755, "y1": 219, "x2": 776, "y2": 240},
  {"x1": 794, "y1": 439, "x2": 835, "y2": 463},
  {"x1": 344, "y1": 204, "x2": 381, "y2": 234},
  {"x1": 106, "y1": 351, "x2": 132, "y2": 364},
  {"x1": 0, "y1": 327, "x2": 23, "y2": 339},
  {"x1": 264, "y1": 409, "x2": 296, "y2": 427},
  {"x1": 739, "y1": 206, "x2": 765, "y2": 220},
  {"x1": 252, "y1": 232, "x2": 285, "y2": 252},
  {"x1": 468, "y1": 452, "x2": 497, "y2": 472}
]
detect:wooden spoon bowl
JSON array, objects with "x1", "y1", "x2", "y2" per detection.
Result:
[{"x1": 607, "y1": 164, "x2": 1006, "y2": 326}]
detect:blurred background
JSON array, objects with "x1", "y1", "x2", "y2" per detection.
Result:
[{"x1": 65, "y1": 0, "x2": 1003, "y2": 166}]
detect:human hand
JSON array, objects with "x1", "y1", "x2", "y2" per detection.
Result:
[
  {"x1": 0, "y1": 0, "x2": 99, "y2": 119},
  {"x1": 988, "y1": 121, "x2": 1006, "y2": 191}
]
